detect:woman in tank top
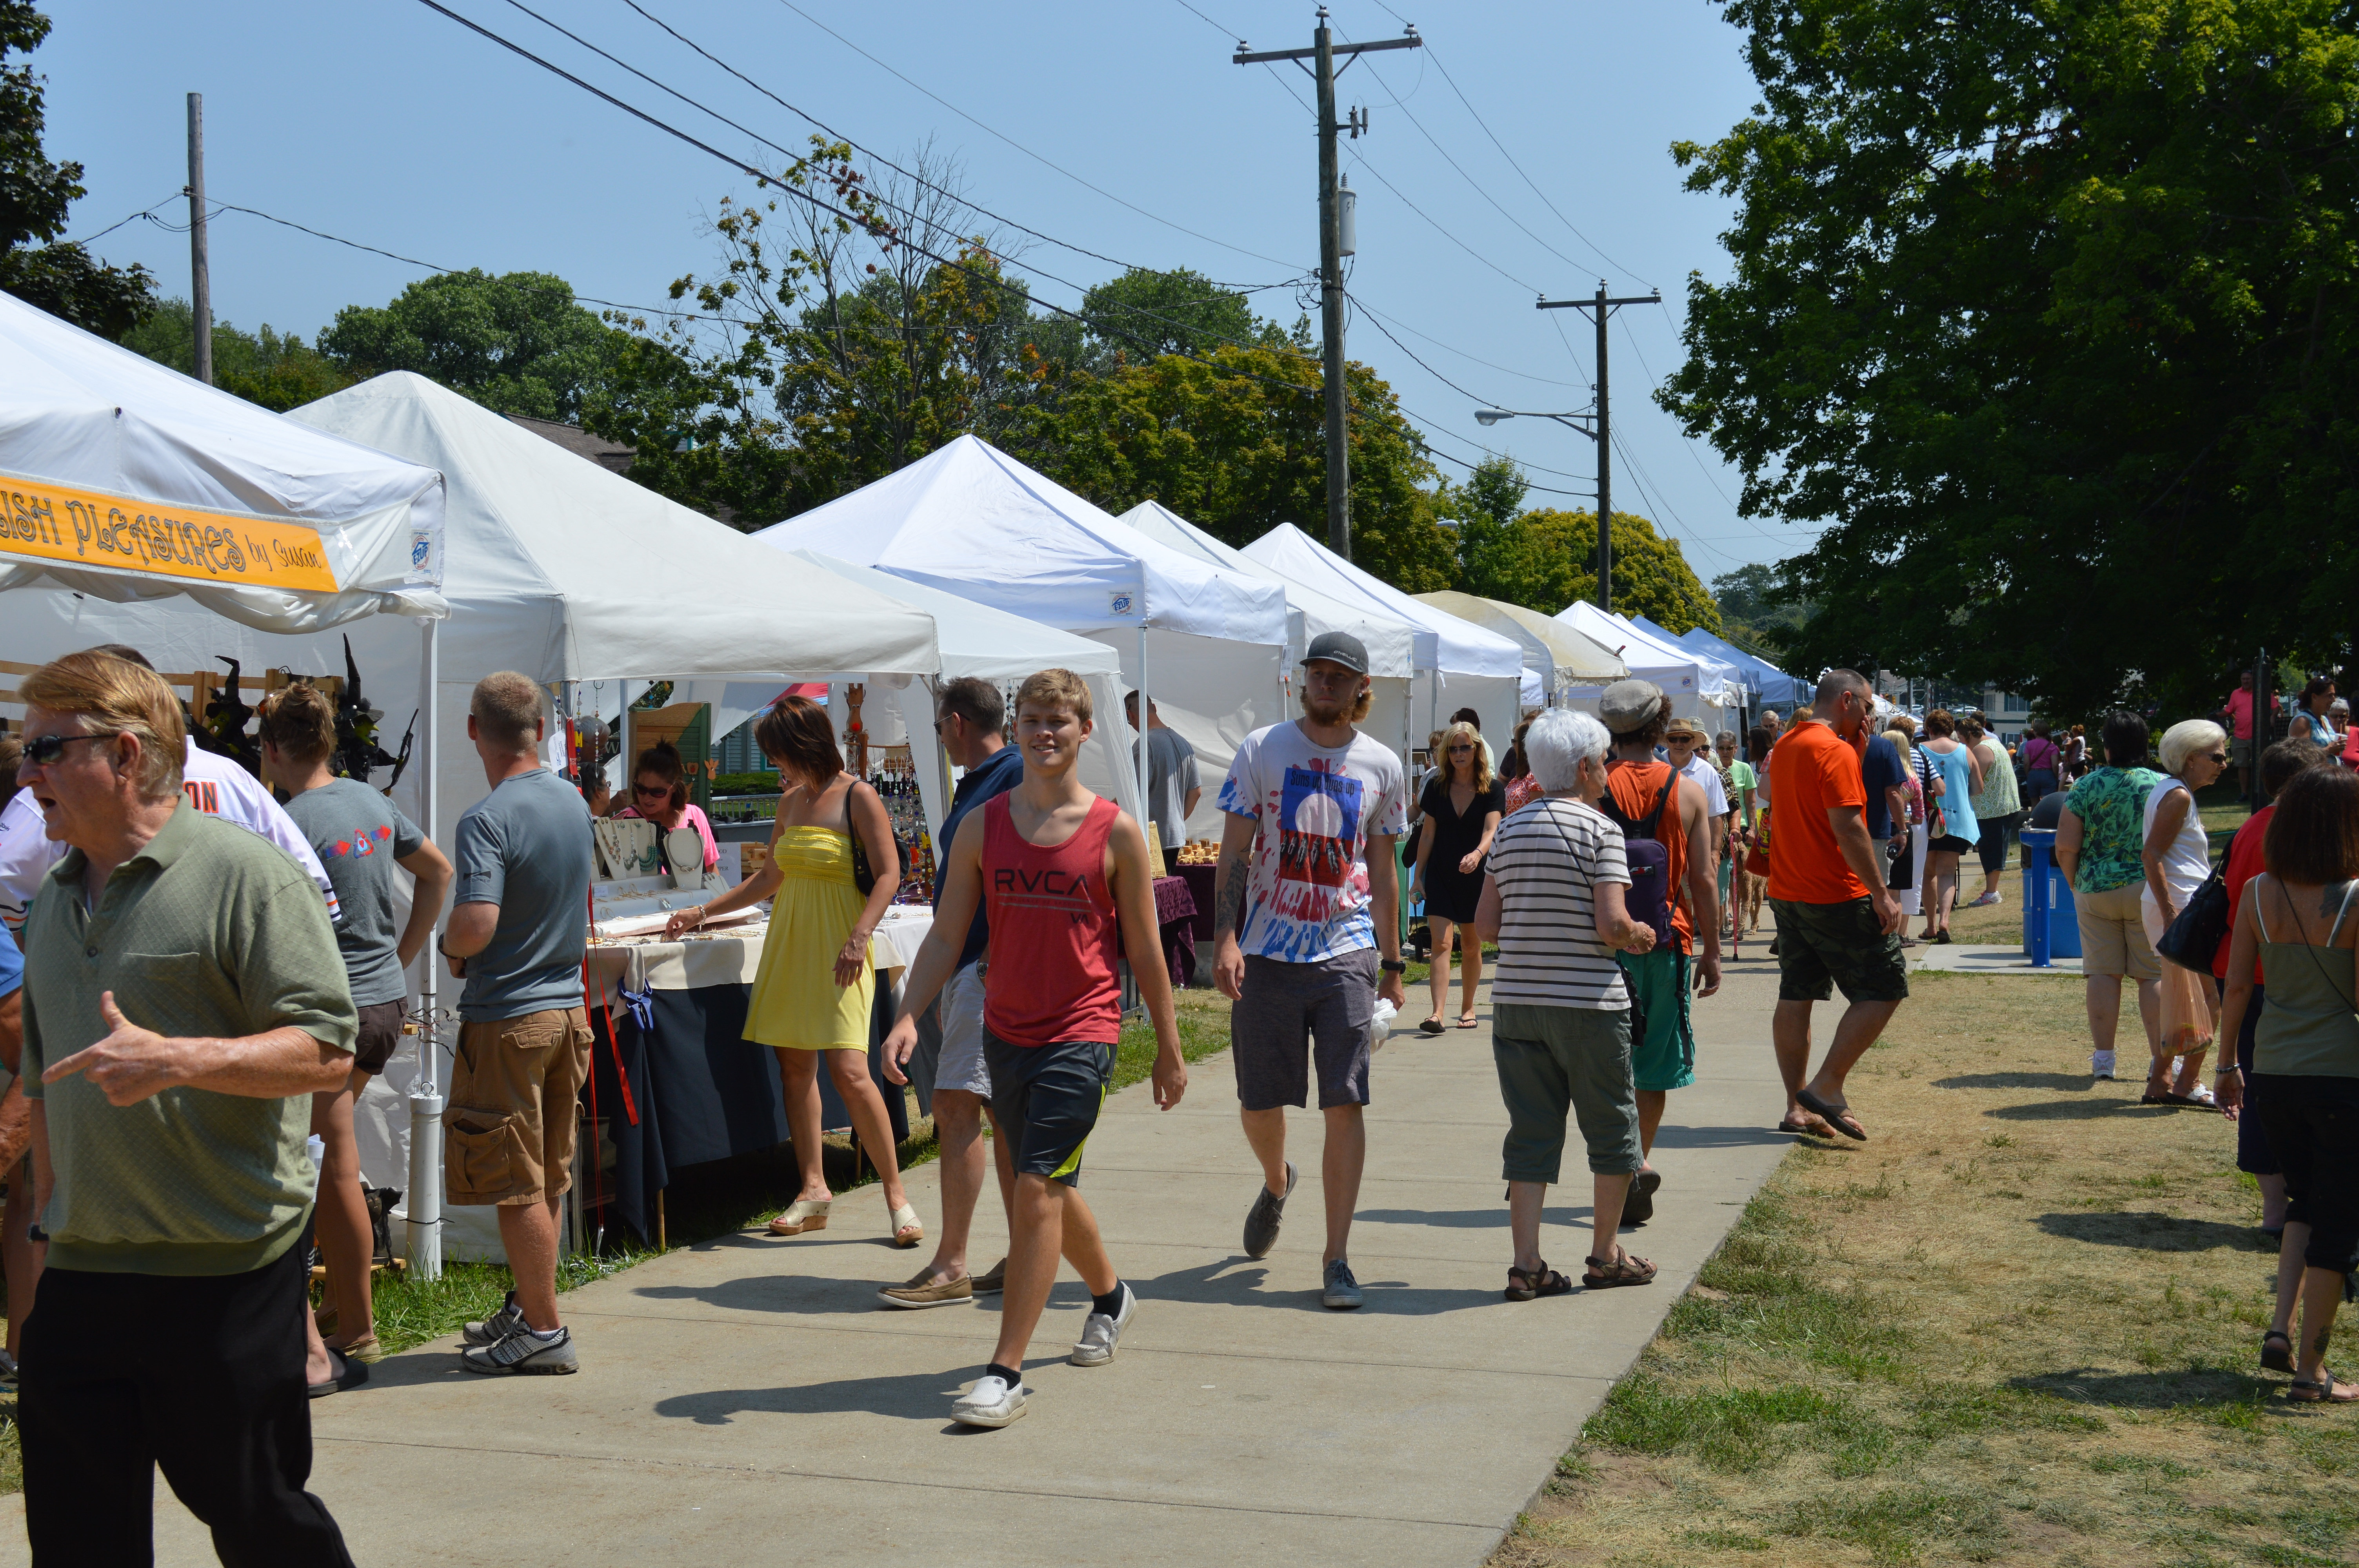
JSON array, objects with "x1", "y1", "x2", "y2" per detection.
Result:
[
  {"x1": 2215, "y1": 765, "x2": 2359, "y2": 1403},
  {"x1": 2142, "y1": 720, "x2": 2229, "y2": 1102}
]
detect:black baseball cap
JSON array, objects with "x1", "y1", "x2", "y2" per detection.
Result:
[{"x1": 1300, "y1": 631, "x2": 1370, "y2": 675}]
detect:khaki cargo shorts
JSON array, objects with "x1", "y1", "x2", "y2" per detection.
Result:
[{"x1": 447, "y1": 1007, "x2": 592, "y2": 1206}]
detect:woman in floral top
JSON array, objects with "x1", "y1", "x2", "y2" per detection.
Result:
[{"x1": 2056, "y1": 711, "x2": 2166, "y2": 1083}]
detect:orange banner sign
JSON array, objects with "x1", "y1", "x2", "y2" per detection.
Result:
[{"x1": 0, "y1": 471, "x2": 341, "y2": 593}]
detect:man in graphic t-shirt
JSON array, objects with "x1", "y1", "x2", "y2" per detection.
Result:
[
  {"x1": 1212, "y1": 632, "x2": 1407, "y2": 1311},
  {"x1": 1767, "y1": 669, "x2": 1908, "y2": 1143}
]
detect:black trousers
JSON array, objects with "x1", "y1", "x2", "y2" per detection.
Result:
[{"x1": 19, "y1": 1239, "x2": 352, "y2": 1567}]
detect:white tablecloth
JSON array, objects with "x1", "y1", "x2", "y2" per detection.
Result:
[{"x1": 587, "y1": 906, "x2": 935, "y2": 998}]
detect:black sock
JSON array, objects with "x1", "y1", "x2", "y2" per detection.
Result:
[
  {"x1": 1092, "y1": 1281, "x2": 1129, "y2": 1318},
  {"x1": 987, "y1": 1361, "x2": 1023, "y2": 1387}
]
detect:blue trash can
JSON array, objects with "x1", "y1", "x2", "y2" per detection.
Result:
[{"x1": 2017, "y1": 828, "x2": 2080, "y2": 962}]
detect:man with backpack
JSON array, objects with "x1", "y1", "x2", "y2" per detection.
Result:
[{"x1": 1597, "y1": 681, "x2": 1722, "y2": 1225}]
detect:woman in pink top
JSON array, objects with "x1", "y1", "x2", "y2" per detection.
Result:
[{"x1": 613, "y1": 740, "x2": 719, "y2": 874}]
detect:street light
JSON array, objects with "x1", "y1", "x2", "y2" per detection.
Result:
[{"x1": 1472, "y1": 408, "x2": 1612, "y2": 609}]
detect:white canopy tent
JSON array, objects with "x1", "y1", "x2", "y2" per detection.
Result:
[
  {"x1": 787, "y1": 550, "x2": 1139, "y2": 835},
  {"x1": 1554, "y1": 601, "x2": 1743, "y2": 723},
  {"x1": 1240, "y1": 523, "x2": 1527, "y2": 747},
  {"x1": 1414, "y1": 591, "x2": 1627, "y2": 703},
  {"x1": 1116, "y1": 501, "x2": 1435, "y2": 829},
  {"x1": 751, "y1": 435, "x2": 1292, "y2": 831},
  {"x1": 0, "y1": 300, "x2": 460, "y2": 1269},
  {"x1": 4, "y1": 370, "x2": 942, "y2": 1269}
]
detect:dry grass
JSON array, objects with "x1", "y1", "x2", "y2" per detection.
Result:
[{"x1": 1495, "y1": 968, "x2": 2359, "y2": 1568}]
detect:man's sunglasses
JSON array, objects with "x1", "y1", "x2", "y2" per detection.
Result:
[{"x1": 20, "y1": 731, "x2": 116, "y2": 766}]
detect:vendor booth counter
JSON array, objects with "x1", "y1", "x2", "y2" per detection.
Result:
[{"x1": 581, "y1": 907, "x2": 933, "y2": 1246}]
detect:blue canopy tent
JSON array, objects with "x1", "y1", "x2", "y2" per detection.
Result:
[{"x1": 1631, "y1": 618, "x2": 1813, "y2": 710}]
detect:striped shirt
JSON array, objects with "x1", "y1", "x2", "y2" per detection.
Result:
[{"x1": 1487, "y1": 797, "x2": 1631, "y2": 1010}]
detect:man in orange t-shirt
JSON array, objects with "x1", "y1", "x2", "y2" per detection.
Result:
[
  {"x1": 1597, "y1": 680, "x2": 1720, "y2": 1227},
  {"x1": 1766, "y1": 669, "x2": 1906, "y2": 1142}
]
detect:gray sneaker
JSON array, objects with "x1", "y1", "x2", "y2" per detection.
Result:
[
  {"x1": 460, "y1": 1325, "x2": 578, "y2": 1376},
  {"x1": 1322, "y1": 1257, "x2": 1363, "y2": 1310},
  {"x1": 463, "y1": 1289, "x2": 527, "y2": 1348},
  {"x1": 1243, "y1": 1161, "x2": 1297, "y2": 1259},
  {"x1": 1070, "y1": 1283, "x2": 1136, "y2": 1367}
]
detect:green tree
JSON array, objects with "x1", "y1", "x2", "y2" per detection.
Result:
[
  {"x1": 1663, "y1": 0, "x2": 2359, "y2": 717},
  {"x1": 321, "y1": 269, "x2": 625, "y2": 421},
  {"x1": 1029, "y1": 342, "x2": 1457, "y2": 593},
  {"x1": 1709, "y1": 562, "x2": 1811, "y2": 652},
  {"x1": 1075, "y1": 267, "x2": 1276, "y2": 368},
  {"x1": 124, "y1": 297, "x2": 356, "y2": 410},
  {"x1": 1464, "y1": 506, "x2": 1718, "y2": 630},
  {"x1": 0, "y1": 3, "x2": 154, "y2": 338}
]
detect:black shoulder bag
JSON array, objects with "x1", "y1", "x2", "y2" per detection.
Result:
[{"x1": 845, "y1": 780, "x2": 898, "y2": 897}]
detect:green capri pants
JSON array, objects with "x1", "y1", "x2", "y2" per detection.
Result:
[{"x1": 1491, "y1": 1002, "x2": 1645, "y2": 1184}]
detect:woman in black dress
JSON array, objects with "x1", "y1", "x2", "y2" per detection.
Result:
[{"x1": 1412, "y1": 719, "x2": 1506, "y2": 1032}]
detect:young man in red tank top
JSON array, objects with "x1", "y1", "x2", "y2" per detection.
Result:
[{"x1": 886, "y1": 668, "x2": 1187, "y2": 1428}]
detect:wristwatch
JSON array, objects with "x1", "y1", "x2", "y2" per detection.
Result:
[{"x1": 1379, "y1": 958, "x2": 1407, "y2": 973}]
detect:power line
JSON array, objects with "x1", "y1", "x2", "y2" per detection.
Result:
[
  {"x1": 489, "y1": 0, "x2": 1316, "y2": 361},
  {"x1": 769, "y1": 0, "x2": 1306, "y2": 272},
  {"x1": 1352, "y1": 294, "x2": 1588, "y2": 390},
  {"x1": 1335, "y1": 22, "x2": 1638, "y2": 289},
  {"x1": 65, "y1": 191, "x2": 185, "y2": 247},
  {"x1": 1364, "y1": 0, "x2": 1651, "y2": 288},
  {"x1": 410, "y1": 0, "x2": 1353, "y2": 407},
  {"x1": 617, "y1": 0, "x2": 1283, "y2": 294}
]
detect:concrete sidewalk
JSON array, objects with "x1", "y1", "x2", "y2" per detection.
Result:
[{"x1": 0, "y1": 967, "x2": 1794, "y2": 1567}]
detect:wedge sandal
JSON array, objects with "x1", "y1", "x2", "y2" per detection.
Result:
[{"x1": 767, "y1": 1196, "x2": 831, "y2": 1236}]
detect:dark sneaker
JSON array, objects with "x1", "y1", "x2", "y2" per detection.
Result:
[
  {"x1": 1623, "y1": 1169, "x2": 1661, "y2": 1227},
  {"x1": 972, "y1": 1257, "x2": 1009, "y2": 1295},
  {"x1": 460, "y1": 1325, "x2": 579, "y2": 1376},
  {"x1": 1321, "y1": 1257, "x2": 1363, "y2": 1310},
  {"x1": 463, "y1": 1289, "x2": 527, "y2": 1347},
  {"x1": 1243, "y1": 1161, "x2": 1297, "y2": 1260}
]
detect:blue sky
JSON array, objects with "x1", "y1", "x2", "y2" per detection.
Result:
[{"x1": 40, "y1": 0, "x2": 1816, "y2": 577}]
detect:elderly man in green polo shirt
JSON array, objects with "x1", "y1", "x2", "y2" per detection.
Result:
[{"x1": 13, "y1": 650, "x2": 357, "y2": 1567}]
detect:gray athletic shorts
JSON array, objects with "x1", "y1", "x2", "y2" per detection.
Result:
[
  {"x1": 1232, "y1": 949, "x2": 1379, "y2": 1111},
  {"x1": 934, "y1": 962, "x2": 992, "y2": 1100}
]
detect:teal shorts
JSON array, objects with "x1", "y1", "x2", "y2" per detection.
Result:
[{"x1": 1617, "y1": 947, "x2": 1696, "y2": 1093}]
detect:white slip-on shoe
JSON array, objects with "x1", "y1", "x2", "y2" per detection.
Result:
[
  {"x1": 1071, "y1": 1283, "x2": 1136, "y2": 1367},
  {"x1": 951, "y1": 1373, "x2": 1028, "y2": 1427}
]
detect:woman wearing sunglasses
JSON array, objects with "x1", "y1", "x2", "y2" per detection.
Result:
[
  {"x1": 2142, "y1": 719, "x2": 2231, "y2": 1104},
  {"x1": 611, "y1": 740, "x2": 719, "y2": 878},
  {"x1": 1411, "y1": 720, "x2": 1505, "y2": 1032}
]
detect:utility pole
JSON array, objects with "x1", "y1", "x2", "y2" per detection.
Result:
[
  {"x1": 1539, "y1": 281, "x2": 1658, "y2": 611},
  {"x1": 186, "y1": 92, "x2": 212, "y2": 386},
  {"x1": 1235, "y1": 12, "x2": 1419, "y2": 562}
]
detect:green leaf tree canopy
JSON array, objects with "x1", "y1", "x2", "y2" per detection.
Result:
[
  {"x1": 1664, "y1": 0, "x2": 2359, "y2": 717},
  {"x1": 0, "y1": 2, "x2": 154, "y2": 339},
  {"x1": 125, "y1": 297, "x2": 356, "y2": 412},
  {"x1": 1443, "y1": 454, "x2": 1717, "y2": 628},
  {"x1": 1029, "y1": 340, "x2": 1458, "y2": 594},
  {"x1": 322, "y1": 269, "x2": 626, "y2": 421}
]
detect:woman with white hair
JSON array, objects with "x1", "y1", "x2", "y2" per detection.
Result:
[
  {"x1": 1473, "y1": 708, "x2": 1660, "y2": 1298},
  {"x1": 2143, "y1": 717, "x2": 2230, "y2": 1103}
]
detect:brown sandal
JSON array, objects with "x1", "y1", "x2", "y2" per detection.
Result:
[
  {"x1": 1582, "y1": 1251, "x2": 1658, "y2": 1289},
  {"x1": 1505, "y1": 1261, "x2": 1573, "y2": 1301}
]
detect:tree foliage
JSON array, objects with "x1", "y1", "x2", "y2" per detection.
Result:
[
  {"x1": 125, "y1": 297, "x2": 356, "y2": 411},
  {"x1": 0, "y1": 2, "x2": 153, "y2": 339},
  {"x1": 1665, "y1": 0, "x2": 2359, "y2": 717},
  {"x1": 1443, "y1": 454, "x2": 1717, "y2": 628},
  {"x1": 321, "y1": 269, "x2": 626, "y2": 421},
  {"x1": 1029, "y1": 341, "x2": 1457, "y2": 593},
  {"x1": 1710, "y1": 562, "x2": 1812, "y2": 652}
]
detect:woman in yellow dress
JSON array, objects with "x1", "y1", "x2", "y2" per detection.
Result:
[{"x1": 668, "y1": 695, "x2": 921, "y2": 1246}]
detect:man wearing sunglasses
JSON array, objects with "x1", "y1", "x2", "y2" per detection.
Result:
[
  {"x1": 12, "y1": 651, "x2": 357, "y2": 1563},
  {"x1": 0, "y1": 645, "x2": 337, "y2": 941}
]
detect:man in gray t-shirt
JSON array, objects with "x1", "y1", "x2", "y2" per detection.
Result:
[
  {"x1": 438, "y1": 673, "x2": 595, "y2": 1376},
  {"x1": 1126, "y1": 692, "x2": 1200, "y2": 869}
]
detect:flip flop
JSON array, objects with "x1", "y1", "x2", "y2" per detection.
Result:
[
  {"x1": 1457, "y1": 1015, "x2": 1479, "y2": 1029},
  {"x1": 1419, "y1": 1018, "x2": 1447, "y2": 1036},
  {"x1": 1794, "y1": 1086, "x2": 1866, "y2": 1141},
  {"x1": 1775, "y1": 1114, "x2": 1832, "y2": 1137}
]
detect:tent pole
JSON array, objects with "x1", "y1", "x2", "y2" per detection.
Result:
[
  {"x1": 406, "y1": 615, "x2": 445, "y2": 1282},
  {"x1": 1136, "y1": 628, "x2": 1150, "y2": 825}
]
